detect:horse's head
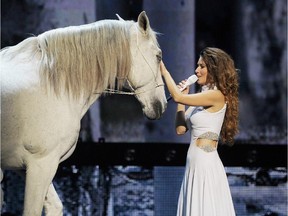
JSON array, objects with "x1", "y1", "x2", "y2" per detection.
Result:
[{"x1": 124, "y1": 11, "x2": 167, "y2": 120}]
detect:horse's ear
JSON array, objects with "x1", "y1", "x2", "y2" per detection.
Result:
[
  {"x1": 116, "y1": 14, "x2": 125, "y2": 21},
  {"x1": 137, "y1": 11, "x2": 150, "y2": 34}
]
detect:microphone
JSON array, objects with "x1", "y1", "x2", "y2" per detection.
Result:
[{"x1": 167, "y1": 74, "x2": 198, "y2": 101}]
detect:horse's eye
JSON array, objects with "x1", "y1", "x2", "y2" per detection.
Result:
[{"x1": 156, "y1": 53, "x2": 162, "y2": 63}]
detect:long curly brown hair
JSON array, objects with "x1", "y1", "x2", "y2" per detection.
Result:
[{"x1": 200, "y1": 47, "x2": 239, "y2": 145}]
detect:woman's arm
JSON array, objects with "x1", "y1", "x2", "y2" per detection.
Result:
[
  {"x1": 160, "y1": 62, "x2": 189, "y2": 135},
  {"x1": 160, "y1": 61, "x2": 224, "y2": 108},
  {"x1": 160, "y1": 62, "x2": 183, "y2": 102}
]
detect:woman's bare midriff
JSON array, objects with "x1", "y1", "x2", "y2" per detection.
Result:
[{"x1": 195, "y1": 138, "x2": 218, "y2": 152}]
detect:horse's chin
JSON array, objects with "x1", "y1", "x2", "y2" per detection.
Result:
[
  {"x1": 144, "y1": 111, "x2": 160, "y2": 120},
  {"x1": 142, "y1": 100, "x2": 167, "y2": 120}
]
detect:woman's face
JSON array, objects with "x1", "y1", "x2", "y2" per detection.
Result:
[{"x1": 195, "y1": 56, "x2": 208, "y2": 85}]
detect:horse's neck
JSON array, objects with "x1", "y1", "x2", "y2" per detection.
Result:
[
  {"x1": 79, "y1": 94, "x2": 100, "y2": 118},
  {"x1": 1, "y1": 50, "x2": 40, "y2": 93}
]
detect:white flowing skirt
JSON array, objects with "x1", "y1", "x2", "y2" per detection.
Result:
[{"x1": 177, "y1": 142, "x2": 236, "y2": 216}]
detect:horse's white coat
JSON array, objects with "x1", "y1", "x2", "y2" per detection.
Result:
[{"x1": 1, "y1": 11, "x2": 166, "y2": 215}]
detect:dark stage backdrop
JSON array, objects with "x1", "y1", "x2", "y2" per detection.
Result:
[{"x1": 1, "y1": 0, "x2": 287, "y2": 215}]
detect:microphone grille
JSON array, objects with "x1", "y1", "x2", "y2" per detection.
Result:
[{"x1": 186, "y1": 75, "x2": 198, "y2": 85}]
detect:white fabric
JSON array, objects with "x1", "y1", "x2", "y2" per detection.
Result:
[{"x1": 176, "y1": 96, "x2": 236, "y2": 216}]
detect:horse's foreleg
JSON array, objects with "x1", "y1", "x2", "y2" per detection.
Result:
[
  {"x1": 43, "y1": 183, "x2": 63, "y2": 216},
  {"x1": 23, "y1": 158, "x2": 60, "y2": 216}
]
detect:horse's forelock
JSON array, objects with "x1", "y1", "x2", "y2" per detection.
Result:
[{"x1": 38, "y1": 20, "x2": 132, "y2": 99}]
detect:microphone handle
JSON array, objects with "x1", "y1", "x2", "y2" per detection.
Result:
[{"x1": 167, "y1": 85, "x2": 188, "y2": 101}]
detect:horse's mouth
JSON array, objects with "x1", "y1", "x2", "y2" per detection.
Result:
[{"x1": 142, "y1": 100, "x2": 166, "y2": 120}]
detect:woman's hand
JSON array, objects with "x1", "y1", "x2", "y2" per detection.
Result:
[{"x1": 178, "y1": 80, "x2": 190, "y2": 94}]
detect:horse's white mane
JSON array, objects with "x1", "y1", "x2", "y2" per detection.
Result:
[
  {"x1": 35, "y1": 20, "x2": 135, "y2": 99},
  {"x1": 1, "y1": 17, "x2": 160, "y2": 99}
]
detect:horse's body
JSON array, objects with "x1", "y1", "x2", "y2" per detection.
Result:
[{"x1": 1, "y1": 11, "x2": 167, "y2": 215}]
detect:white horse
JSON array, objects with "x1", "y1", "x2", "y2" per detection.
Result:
[{"x1": 1, "y1": 11, "x2": 167, "y2": 215}]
